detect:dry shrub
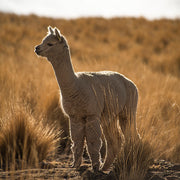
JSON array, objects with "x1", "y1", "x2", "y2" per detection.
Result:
[
  {"x1": 113, "y1": 138, "x2": 153, "y2": 180},
  {"x1": 41, "y1": 92, "x2": 70, "y2": 153},
  {"x1": 0, "y1": 108, "x2": 59, "y2": 170},
  {"x1": 42, "y1": 92, "x2": 69, "y2": 135},
  {"x1": 98, "y1": 89, "x2": 153, "y2": 179}
]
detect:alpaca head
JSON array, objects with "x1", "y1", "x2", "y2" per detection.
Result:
[{"x1": 35, "y1": 26, "x2": 68, "y2": 60}]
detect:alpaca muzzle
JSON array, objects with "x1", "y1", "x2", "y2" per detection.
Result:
[{"x1": 34, "y1": 45, "x2": 41, "y2": 55}]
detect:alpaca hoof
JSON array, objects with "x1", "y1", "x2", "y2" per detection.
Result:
[
  {"x1": 101, "y1": 165, "x2": 109, "y2": 172},
  {"x1": 93, "y1": 164, "x2": 100, "y2": 172},
  {"x1": 71, "y1": 161, "x2": 81, "y2": 170},
  {"x1": 70, "y1": 163, "x2": 75, "y2": 168},
  {"x1": 71, "y1": 164, "x2": 80, "y2": 171}
]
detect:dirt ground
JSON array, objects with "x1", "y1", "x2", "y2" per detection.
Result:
[{"x1": 0, "y1": 153, "x2": 179, "y2": 180}]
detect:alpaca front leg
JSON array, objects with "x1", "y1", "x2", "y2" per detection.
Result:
[
  {"x1": 70, "y1": 119, "x2": 85, "y2": 169},
  {"x1": 85, "y1": 116, "x2": 102, "y2": 172}
]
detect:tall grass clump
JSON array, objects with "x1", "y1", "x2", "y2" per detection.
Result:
[
  {"x1": 41, "y1": 92, "x2": 70, "y2": 153},
  {"x1": 113, "y1": 137, "x2": 153, "y2": 180},
  {"x1": 0, "y1": 107, "x2": 60, "y2": 170},
  {"x1": 101, "y1": 91, "x2": 153, "y2": 180}
]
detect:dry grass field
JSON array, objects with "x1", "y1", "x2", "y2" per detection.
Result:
[{"x1": 0, "y1": 12, "x2": 179, "y2": 179}]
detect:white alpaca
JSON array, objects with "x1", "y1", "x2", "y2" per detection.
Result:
[{"x1": 35, "y1": 26, "x2": 140, "y2": 172}]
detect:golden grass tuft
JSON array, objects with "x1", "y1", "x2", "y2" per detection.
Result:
[
  {"x1": 113, "y1": 138, "x2": 153, "y2": 180},
  {"x1": 0, "y1": 107, "x2": 59, "y2": 170}
]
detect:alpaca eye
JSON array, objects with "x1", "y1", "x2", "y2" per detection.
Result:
[{"x1": 47, "y1": 43, "x2": 53, "y2": 46}]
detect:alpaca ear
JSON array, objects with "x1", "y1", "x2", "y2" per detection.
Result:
[
  {"x1": 48, "y1": 26, "x2": 54, "y2": 34},
  {"x1": 55, "y1": 28, "x2": 61, "y2": 41}
]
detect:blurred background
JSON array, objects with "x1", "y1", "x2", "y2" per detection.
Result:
[{"x1": 0, "y1": 0, "x2": 180, "y2": 19}]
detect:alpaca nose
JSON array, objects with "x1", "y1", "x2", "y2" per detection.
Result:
[
  {"x1": 35, "y1": 45, "x2": 41, "y2": 54},
  {"x1": 35, "y1": 45, "x2": 40, "y2": 51}
]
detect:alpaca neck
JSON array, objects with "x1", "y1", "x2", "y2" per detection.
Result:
[{"x1": 48, "y1": 49, "x2": 78, "y2": 96}]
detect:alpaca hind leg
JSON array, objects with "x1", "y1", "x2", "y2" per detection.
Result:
[
  {"x1": 130, "y1": 108, "x2": 141, "y2": 140},
  {"x1": 128, "y1": 89, "x2": 141, "y2": 140},
  {"x1": 120, "y1": 106, "x2": 140, "y2": 141},
  {"x1": 100, "y1": 130, "x2": 106, "y2": 163},
  {"x1": 102, "y1": 120, "x2": 124, "y2": 171},
  {"x1": 70, "y1": 120, "x2": 85, "y2": 169},
  {"x1": 85, "y1": 116, "x2": 102, "y2": 172},
  {"x1": 119, "y1": 111, "x2": 129, "y2": 139}
]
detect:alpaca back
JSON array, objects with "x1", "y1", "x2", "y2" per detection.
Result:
[{"x1": 76, "y1": 71, "x2": 131, "y2": 115}]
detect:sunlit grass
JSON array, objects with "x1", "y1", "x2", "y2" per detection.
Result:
[
  {"x1": 0, "y1": 12, "x2": 179, "y2": 178},
  {"x1": 0, "y1": 107, "x2": 59, "y2": 170}
]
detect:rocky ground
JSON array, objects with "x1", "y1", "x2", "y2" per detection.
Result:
[
  {"x1": 145, "y1": 160, "x2": 180, "y2": 180},
  {"x1": 0, "y1": 154, "x2": 179, "y2": 179}
]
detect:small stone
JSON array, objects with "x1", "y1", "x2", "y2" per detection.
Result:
[
  {"x1": 151, "y1": 174, "x2": 165, "y2": 180},
  {"x1": 166, "y1": 176, "x2": 179, "y2": 180},
  {"x1": 168, "y1": 164, "x2": 180, "y2": 171}
]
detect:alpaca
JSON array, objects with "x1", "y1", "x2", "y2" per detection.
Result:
[{"x1": 35, "y1": 26, "x2": 140, "y2": 172}]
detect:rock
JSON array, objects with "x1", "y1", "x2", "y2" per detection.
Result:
[
  {"x1": 150, "y1": 174, "x2": 165, "y2": 180},
  {"x1": 40, "y1": 160, "x2": 56, "y2": 169},
  {"x1": 168, "y1": 164, "x2": 180, "y2": 171},
  {"x1": 166, "y1": 176, "x2": 180, "y2": 180},
  {"x1": 145, "y1": 160, "x2": 180, "y2": 180}
]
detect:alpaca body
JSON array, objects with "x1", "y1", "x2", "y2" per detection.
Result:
[
  {"x1": 62, "y1": 71, "x2": 128, "y2": 118},
  {"x1": 35, "y1": 26, "x2": 139, "y2": 171}
]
